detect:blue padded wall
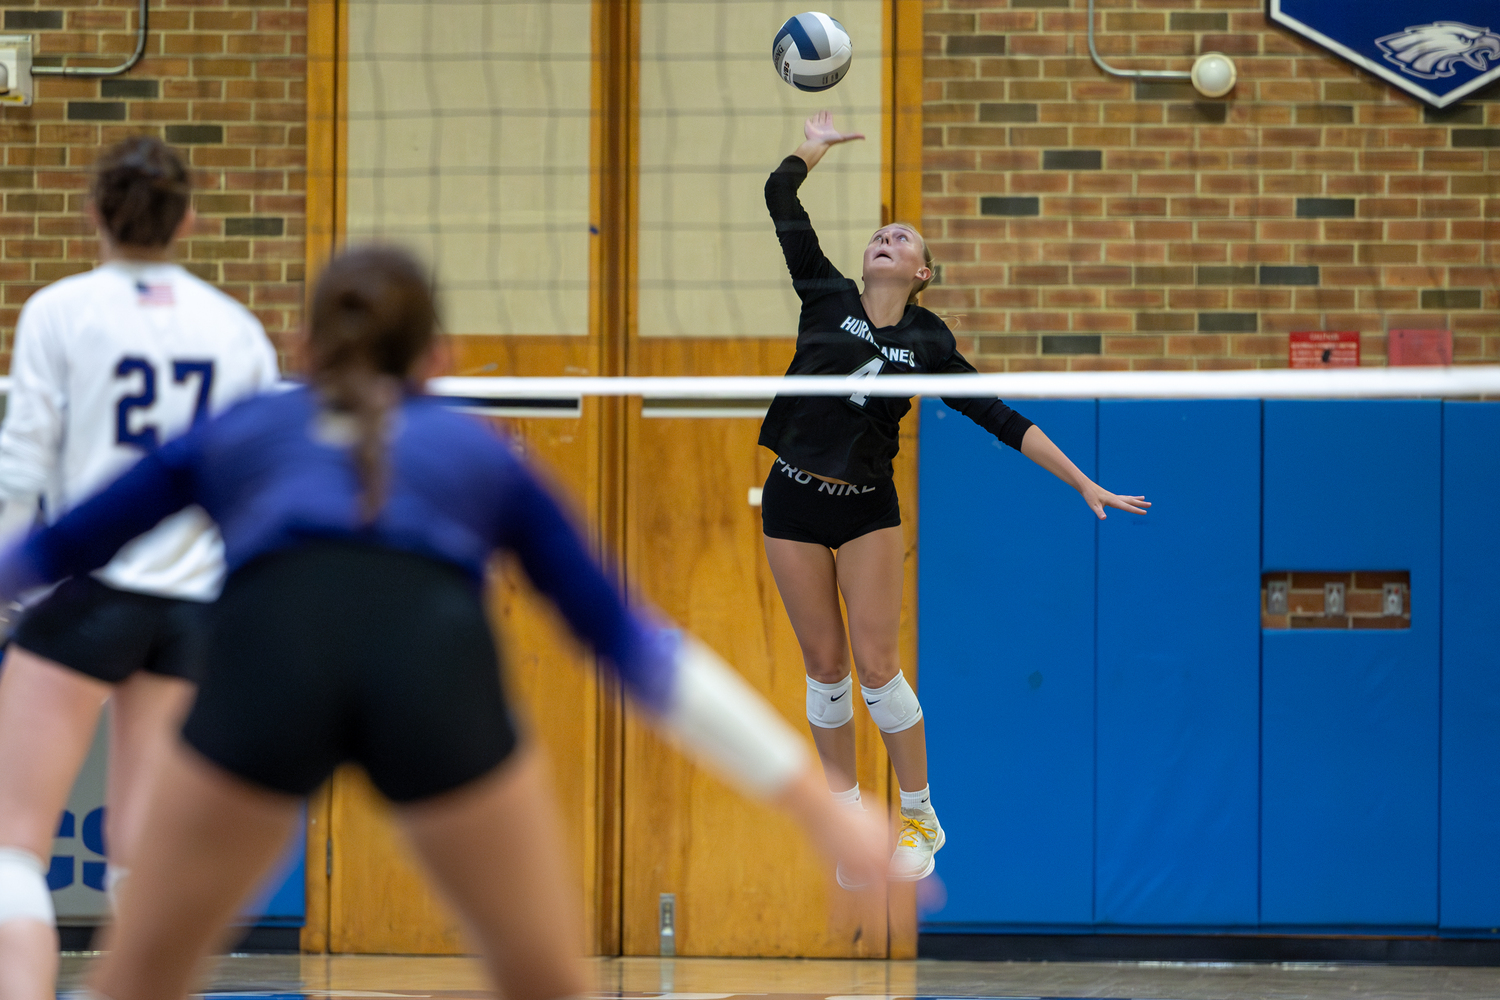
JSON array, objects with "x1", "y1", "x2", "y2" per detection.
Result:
[
  {"x1": 1440, "y1": 402, "x2": 1500, "y2": 930},
  {"x1": 1261, "y1": 401, "x2": 1442, "y2": 927},
  {"x1": 1095, "y1": 401, "x2": 1260, "y2": 927},
  {"x1": 242, "y1": 805, "x2": 306, "y2": 926},
  {"x1": 919, "y1": 398, "x2": 1096, "y2": 927}
]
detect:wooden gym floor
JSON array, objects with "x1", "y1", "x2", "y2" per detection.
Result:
[{"x1": 55, "y1": 953, "x2": 1500, "y2": 1000}]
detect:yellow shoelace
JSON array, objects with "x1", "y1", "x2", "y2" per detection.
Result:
[{"x1": 897, "y1": 814, "x2": 936, "y2": 849}]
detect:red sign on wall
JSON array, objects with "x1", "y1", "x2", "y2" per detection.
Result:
[
  {"x1": 1290, "y1": 331, "x2": 1360, "y2": 369},
  {"x1": 1387, "y1": 329, "x2": 1453, "y2": 367}
]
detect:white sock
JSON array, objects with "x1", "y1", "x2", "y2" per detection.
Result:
[
  {"x1": 899, "y1": 784, "x2": 933, "y2": 814},
  {"x1": 831, "y1": 784, "x2": 862, "y2": 809}
]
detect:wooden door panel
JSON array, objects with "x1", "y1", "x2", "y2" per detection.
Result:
[
  {"x1": 328, "y1": 767, "x2": 466, "y2": 954},
  {"x1": 622, "y1": 414, "x2": 892, "y2": 957},
  {"x1": 326, "y1": 338, "x2": 611, "y2": 955},
  {"x1": 619, "y1": 337, "x2": 917, "y2": 957}
]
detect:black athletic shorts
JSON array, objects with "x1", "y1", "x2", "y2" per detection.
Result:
[
  {"x1": 182, "y1": 541, "x2": 518, "y2": 804},
  {"x1": 12, "y1": 576, "x2": 210, "y2": 684},
  {"x1": 760, "y1": 457, "x2": 902, "y2": 550}
]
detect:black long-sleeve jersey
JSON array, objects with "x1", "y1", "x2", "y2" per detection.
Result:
[{"x1": 757, "y1": 155, "x2": 1033, "y2": 484}]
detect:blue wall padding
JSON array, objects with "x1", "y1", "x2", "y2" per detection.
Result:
[
  {"x1": 1260, "y1": 401, "x2": 1441, "y2": 926},
  {"x1": 242, "y1": 805, "x2": 306, "y2": 924},
  {"x1": 919, "y1": 398, "x2": 1097, "y2": 926},
  {"x1": 1094, "y1": 401, "x2": 1261, "y2": 927},
  {"x1": 919, "y1": 399, "x2": 1499, "y2": 935},
  {"x1": 1440, "y1": 402, "x2": 1500, "y2": 930}
]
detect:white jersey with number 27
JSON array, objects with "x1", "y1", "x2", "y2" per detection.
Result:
[{"x1": 0, "y1": 260, "x2": 279, "y2": 601}]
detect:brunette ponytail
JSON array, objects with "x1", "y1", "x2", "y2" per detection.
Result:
[{"x1": 308, "y1": 246, "x2": 437, "y2": 522}]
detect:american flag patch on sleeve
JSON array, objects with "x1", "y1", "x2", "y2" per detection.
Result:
[{"x1": 136, "y1": 281, "x2": 175, "y2": 306}]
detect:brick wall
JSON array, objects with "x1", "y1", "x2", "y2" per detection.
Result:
[
  {"x1": 1261, "y1": 570, "x2": 1411, "y2": 630},
  {"x1": 922, "y1": 0, "x2": 1500, "y2": 371},
  {"x1": 0, "y1": 0, "x2": 306, "y2": 368}
]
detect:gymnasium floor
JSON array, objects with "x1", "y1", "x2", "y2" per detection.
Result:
[{"x1": 54, "y1": 953, "x2": 1500, "y2": 1000}]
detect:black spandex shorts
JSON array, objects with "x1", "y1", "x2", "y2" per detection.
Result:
[
  {"x1": 182, "y1": 542, "x2": 518, "y2": 804},
  {"x1": 12, "y1": 576, "x2": 210, "y2": 684},
  {"x1": 760, "y1": 457, "x2": 902, "y2": 550}
]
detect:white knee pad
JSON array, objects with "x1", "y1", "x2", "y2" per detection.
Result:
[
  {"x1": 806, "y1": 674, "x2": 855, "y2": 729},
  {"x1": 861, "y1": 673, "x2": 923, "y2": 733},
  {"x1": 0, "y1": 848, "x2": 54, "y2": 926}
]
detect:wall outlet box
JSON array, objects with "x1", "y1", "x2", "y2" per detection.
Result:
[
  {"x1": 1266, "y1": 579, "x2": 1288, "y2": 615},
  {"x1": 1324, "y1": 581, "x2": 1345, "y2": 617},
  {"x1": 0, "y1": 35, "x2": 32, "y2": 107}
]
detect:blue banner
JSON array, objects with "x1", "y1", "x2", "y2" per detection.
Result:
[{"x1": 1269, "y1": 0, "x2": 1500, "y2": 106}]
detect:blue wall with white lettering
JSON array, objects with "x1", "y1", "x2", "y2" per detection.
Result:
[
  {"x1": 918, "y1": 399, "x2": 1500, "y2": 936},
  {"x1": 44, "y1": 716, "x2": 304, "y2": 929}
]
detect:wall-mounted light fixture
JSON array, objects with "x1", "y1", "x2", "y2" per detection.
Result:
[
  {"x1": 1190, "y1": 52, "x2": 1238, "y2": 98},
  {"x1": 1087, "y1": 0, "x2": 1239, "y2": 99}
]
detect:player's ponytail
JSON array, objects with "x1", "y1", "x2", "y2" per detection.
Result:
[
  {"x1": 90, "y1": 136, "x2": 192, "y2": 249},
  {"x1": 902, "y1": 224, "x2": 935, "y2": 305},
  {"x1": 308, "y1": 246, "x2": 437, "y2": 523}
]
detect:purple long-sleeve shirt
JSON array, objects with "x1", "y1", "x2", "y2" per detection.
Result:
[{"x1": 0, "y1": 386, "x2": 676, "y2": 710}]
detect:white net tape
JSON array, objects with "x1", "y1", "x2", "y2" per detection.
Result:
[
  {"x1": 427, "y1": 366, "x2": 1500, "y2": 401},
  {"x1": 2, "y1": 367, "x2": 1495, "y2": 409}
]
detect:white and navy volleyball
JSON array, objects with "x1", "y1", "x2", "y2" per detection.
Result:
[{"x1": 771, "y1": 12, "x2": 853, "y2": 92}]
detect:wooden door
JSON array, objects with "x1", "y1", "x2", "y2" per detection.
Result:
[
  {"x1": 617, "y1": 340, "x2": 917, "y2": 957},
  {"x1": 302, "y1": 0, "x2": 922, "y2": 957},
  {"x1": 323, "y1": 338, "x2": 616, "y2": 955},
  {"x1": 304, "y1": 0, "x2": 629, "y2": 954}
]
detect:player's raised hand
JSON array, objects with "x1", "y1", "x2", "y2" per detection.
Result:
[
  {"x1": 804, "y1": 110, "x2": 864, "y2": 146},
  {"x1": 794, "y1": 111, "x2": 865, "y2": 171},
  {"x1": 1081, "y1": 483, "x2": 1150, "y2": 520}
]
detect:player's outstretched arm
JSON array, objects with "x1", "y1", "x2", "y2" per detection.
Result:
[
  {"x1": 1019, "y1": 424, "x2": 1151, "y2": 520},
  {"x1": 792, "y1": 110, "x2": 864, "y2": 171},
  {"x1": 0, "y1": 442, "x2": 197, "y2": 600}
]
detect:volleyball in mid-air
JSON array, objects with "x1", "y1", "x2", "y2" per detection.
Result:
[{"x1": 772, "y1": 12, "x2": 852, "y2": 92}]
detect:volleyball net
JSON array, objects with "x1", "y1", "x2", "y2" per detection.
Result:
[
  {"x1": 424, "y1": 366, "x2": 1500, "y2": 403},
  {"x1": 331, "y1": 0, "x2": 1496, "y2": 364},
  {"x1": 341, "y1": 0, "x2": 885, "y2": 342},
  {"x1": 5, "y1": 367, "x2": 1494, "y2": 407}
]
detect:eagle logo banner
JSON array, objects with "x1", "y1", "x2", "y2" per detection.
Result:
[
  {"x1": 1377, "y1": 22, "x2": 1500, "y2": 80},
  {"x1": 1269, "y1": 1, "x2": 1500, "y2": 106}
]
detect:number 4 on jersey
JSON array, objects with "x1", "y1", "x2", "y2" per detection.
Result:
[{"x1": 846, "y1": 356, "x2": 885, "y2": 407}]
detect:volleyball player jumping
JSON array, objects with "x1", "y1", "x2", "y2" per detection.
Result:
[
  {"x1": 0, "y1": 137, "x2": 278, "y2": 1000},
  {"x1": 760, "y1": 112, "x2": 1149, "y2": 885},
  {"x1": 0, "y1": 246, "x2": 887, "y2": 1000}
]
